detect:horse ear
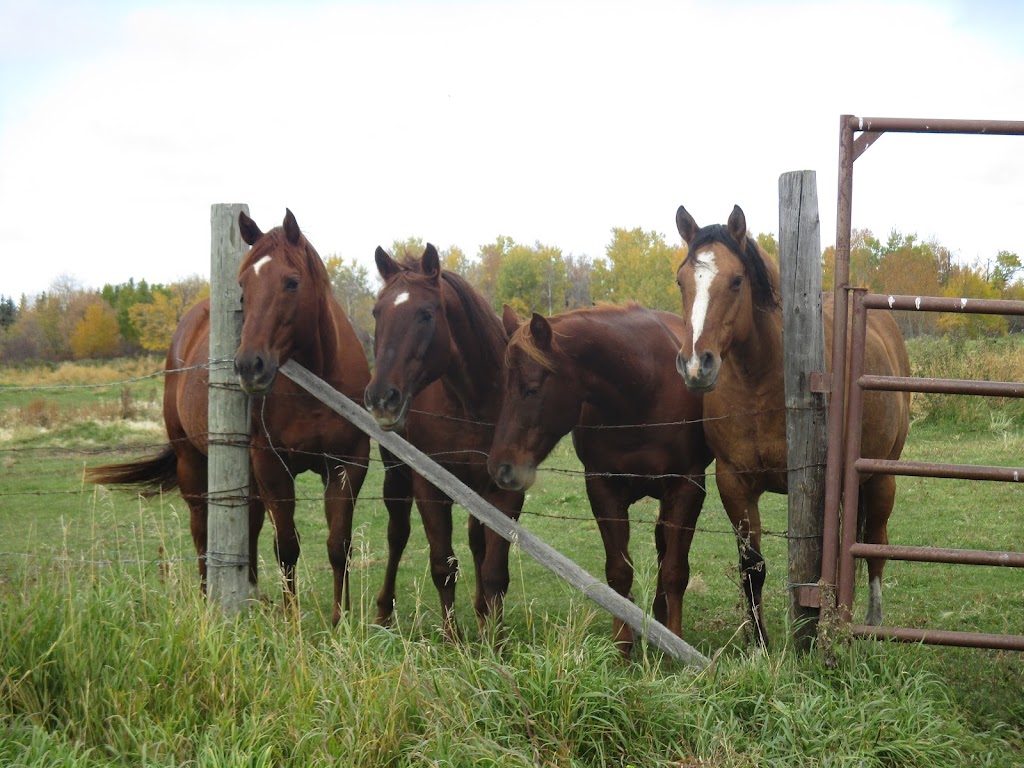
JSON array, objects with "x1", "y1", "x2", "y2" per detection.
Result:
[
  {"x1": 422, "y1": 243, "x2": 441, "y2": 281},
  {"x1": 529, "y1": 313, "x2": 552, "y2": 350},
  {"x1": 676, "y1": 205, "x2": 699, "y2": 245},
  {"x1": 375, "y1": 246, "x2": 401, "y2": 280},
  {"x1": 727, "y1": 205, "x2": 747, "y2": 246},
  {"x1": 501, "y1": 304, "x2": 522, "y2": 337},
  {"x1": 239, "y1": 211, "x2": 263, "y2": 246},
  {"x1": 283, "y1": 209, "x2": 302, "y2": 246}
]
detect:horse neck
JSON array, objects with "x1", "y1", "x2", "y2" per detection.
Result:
[
  {"x1": 441, "y1": 290, "x2": 506, "y2": 419},
  {"x1": 552, "y1": 312, "x2": 655, "y2": 417},
  {"x1": 726, "y1": 262, "x2": 785, "y2": 394},
  {"x1": 293, "y1": 290, "x2": 339, "y2": 378}
]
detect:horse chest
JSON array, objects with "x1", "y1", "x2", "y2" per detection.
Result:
[{"x1": 704, "y1": 392, "x2": 787, "y2": 486}]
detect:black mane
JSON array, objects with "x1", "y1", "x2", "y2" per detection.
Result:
[{"x1": 684, "y1": 224, "x2": 780, "y2": 311}]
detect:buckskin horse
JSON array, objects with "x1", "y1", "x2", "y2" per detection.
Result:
[
  {"x1": 88, "y1": 209, "x2": 375, "y2": 625},
  {"x1": 673, "y1": 204, "x2": 910, "y2": 644},
  {"x1": 363, "y1": 244, "x2": 525, "y2": 639},
  {"x1": 487, "y1": 304, "x2": 712, "y2": 654}
]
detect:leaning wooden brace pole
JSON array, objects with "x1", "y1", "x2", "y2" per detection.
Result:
[
  {"x1": 281, "y1": 360, "x2": 711, "y2": 668},
  {"x1": 207, "y1": 203, "x2": 252, "y2": 614},
  {"x1": 779, "y1": 171, "x2": 828, "y2": 650}
]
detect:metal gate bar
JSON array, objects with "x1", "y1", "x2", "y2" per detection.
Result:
[{"x1": 835, "y1": 288, "x2": 1024, "y2": 649}]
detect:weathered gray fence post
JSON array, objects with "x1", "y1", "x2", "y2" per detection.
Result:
[
  {"x1": 208, "y1": 203, "x2": 251, "y2": 614},
  {"x1": 779, "y1": 172, "x2": 828, "y2": 649}
]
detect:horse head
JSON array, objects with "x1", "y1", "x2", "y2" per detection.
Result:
[
  {"x1": 364, "y1": 243, "x2": 450, "y2": 431},
  {"x1": 233, "y1": 209, "x2": 330, "y2": 395},
  {"x1": 673, "y1": 204, "x2": 780, "y2": 392},
  {"x1": 488, "y1": 307, "x2": 585, "y2": 491}
]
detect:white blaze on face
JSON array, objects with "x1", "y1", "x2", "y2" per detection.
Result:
[
  {"x1": 687, "y1": 249, "x2": 719, "y2": 364},
  {"x1": 393, "y1": 291, "x2": 410, "y2": 307},
  {"x1": 252, "y1": 255, "x2": 273, "y2": 276}
]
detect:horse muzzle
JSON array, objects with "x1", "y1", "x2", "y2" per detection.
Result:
[
  {"x1": 364, "y1": 385, "x2": 410, "y2": 432},
  {"x1": 234, "y1": 351, "x2": 278, "y2": 395},
  {"x1": 490, "y1": 461, "x2": 537, "y2": 492},
  {"x1": 676, "y1": 350, "x2": 720, "y2": 392}
]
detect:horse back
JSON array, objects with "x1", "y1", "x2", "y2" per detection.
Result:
[{"x1": 164, "y1": 299, "x2": 212, "y2": 454}]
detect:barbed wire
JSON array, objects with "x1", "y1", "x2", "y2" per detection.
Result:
[{"x1": 3, "y1": 359, "x2": 820, "y2": 563}]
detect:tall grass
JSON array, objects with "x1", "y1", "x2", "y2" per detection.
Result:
[
  {"x1": 1, "y1": 555, "x2": 1019, "y2": 767},
  {"x1": 906, "y1": 335, "x2": 1024, "y2": 428}
]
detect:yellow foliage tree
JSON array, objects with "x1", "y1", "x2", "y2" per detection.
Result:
[
  {"x1": 937, "y1": 265, "x2": 1008, "y2": 337},
  {"x1": 129, "y1": 292, "x2": 181, "y2": 353},
  {"x1": 593, "y1": 228, "x2": 683, "y2": 310},
  {"x1": 70, "y1": 301, "x2": 121, "y2": 359}
]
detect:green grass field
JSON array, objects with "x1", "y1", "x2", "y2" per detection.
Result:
[{"x1": 1, "y1": 356, "x2": 1023, "y2": 765}]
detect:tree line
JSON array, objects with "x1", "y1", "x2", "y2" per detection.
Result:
[{"x1": 1, "y1": 227, "x2": 1021, "y2": 365}]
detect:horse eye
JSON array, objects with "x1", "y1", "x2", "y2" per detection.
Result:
[
  {"x1": 524, "y1": 386, "x2": 539, "y2": 398},
  {"x1": 286, "y1": 277, "x2": 300, "y2": 291},
  {"x1": 730, "y1": 275, "x2": 743, "y2": 291},
  {"x1": 416, "y1": 310, "x2": 433, "y2": 324}
]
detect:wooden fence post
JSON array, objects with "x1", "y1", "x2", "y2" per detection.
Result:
[
  {"x1": 779, "y1": 172, "x2": 828, "y2": 649},
  {"x1": 208, "y1": 203, "x2": 251, "y2": 614}
]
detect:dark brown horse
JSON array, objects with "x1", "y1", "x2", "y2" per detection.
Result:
[
  {"x1": 88, "y1": 210, "x2": 373, "y2": 624},
  {"x1": 487, "y1": 304, "x2": 712, "y2": 654},
  {"x1": 673, "y1": 204, "x2": 911, "y2": 644},
  {"x1": 363, "y1": 244, "x2": 525, "y2": 639}
]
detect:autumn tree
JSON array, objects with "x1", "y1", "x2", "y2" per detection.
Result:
[
  {"x1": 468, "y1": 235, "x2": 515, "y2": 308},
  {"x1": 440, "y1": 245, "x2": 470, "y2": 276},
  {"x1": 591, "y1": 227, "x2": 683, "y2": 310},
  {"x1": 937, "y1": 263, "x2": 1007, "y2": 337},
  {"x1": 324, "y1": 253, "x2": 375, "y2": 359},
  {"x1": 563, "y1": 253, "x2": 593, "y2": 309},
  {"x1": 869, "y1": 233, "x2": 945, "y2": 337},
  {"x1": 125, "y1": 280, "x2": 207, "y2": 354},
  {"x1": 101, "y1": 278, "x2": 156, "y2": 351},
  {"x1": 70, "y1": 300, "x2": 121, "y2": 359}
]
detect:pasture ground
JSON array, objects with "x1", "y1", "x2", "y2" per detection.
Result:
[{"x1": 1, "y1": 351, "x2": 1023, "y2": 765}]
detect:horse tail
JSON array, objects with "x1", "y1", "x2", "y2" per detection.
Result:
[{"x1": 87, "y1": 445, "x2": 179, "y2": 497}]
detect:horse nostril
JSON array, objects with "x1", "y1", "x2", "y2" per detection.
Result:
[
  {"x1": 384, "y1": 387, "x2": 402, "y2": 411},
  {"x1": 252, "y1": 356, "x2": 264, "y2": 375},
  {"x1": 675, "y1": 352, "x2": 687, "y2": 377},
  {"x1": 700, "y1": 351, "x2": 715, "y2": 376},
  {"x1": 496, "y1": 463, "x2": 515, "y2": 487}
]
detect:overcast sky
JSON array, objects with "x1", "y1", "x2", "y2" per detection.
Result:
[{"x1": 2, "y1": 0, "x2": 1023, "y2": 300}]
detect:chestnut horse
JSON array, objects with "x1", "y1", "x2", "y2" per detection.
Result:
[
  {"x1": 673, "y1": 204, "x2": 910, "y2": 644},
  {"x1": 88, "y1": 210, "x2": 374, "y2": 624},
  {"x1": 487, "y1": 305, "x2": 712, "y2": 654},
  {"x1": 363, "y1": 244, "x2": 525, "y2": 639}
]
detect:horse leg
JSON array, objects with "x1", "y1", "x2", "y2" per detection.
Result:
[
  {"x1": 375, "y1": 456, "x2": 413, "y2": 627},
  {"x1": 657, "y1": 478, "x2": 705, "y2": 638},
  {"x1": 468, "y1": 515, "x2": 487, "y2": 622},
  {"x1": 860, "y1": 473, "x2": 896, "y2": 626},
  {"x1": 585, "y1": 476, "x2": 635, "y2": 655},
  {"x1": 247, "y1": 477, "x2": 265, "y2": 589},
  {"x1": 252, "y1": 452, "x2": 300, "y2": 614},
  {"x1": 474, "y1": 488, "x2": 524, "y2": 643},
  {"x1": 715, "y1": 465, "x2": 768, "y2": 647},
  {"x1": 653, "y1": 514, "x2": 668, "y2": 625},
  {"x1": 414, "y1": 479, "x2": 461, "y2": 641},
  {"x1": 174, "y1": 445, "x2": 209, "y2": 592},
  {"x1": 324, "y1": 450, "x2": 369, "y2": 626}
]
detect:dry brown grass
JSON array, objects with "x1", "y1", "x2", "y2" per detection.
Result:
[{"x1": 0, "y1": 356, "x2": 162, "y2": 387}]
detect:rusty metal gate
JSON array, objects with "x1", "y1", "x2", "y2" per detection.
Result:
[{"x1": 819, "y1": 116, "x2": 1024, "y2": 650}]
